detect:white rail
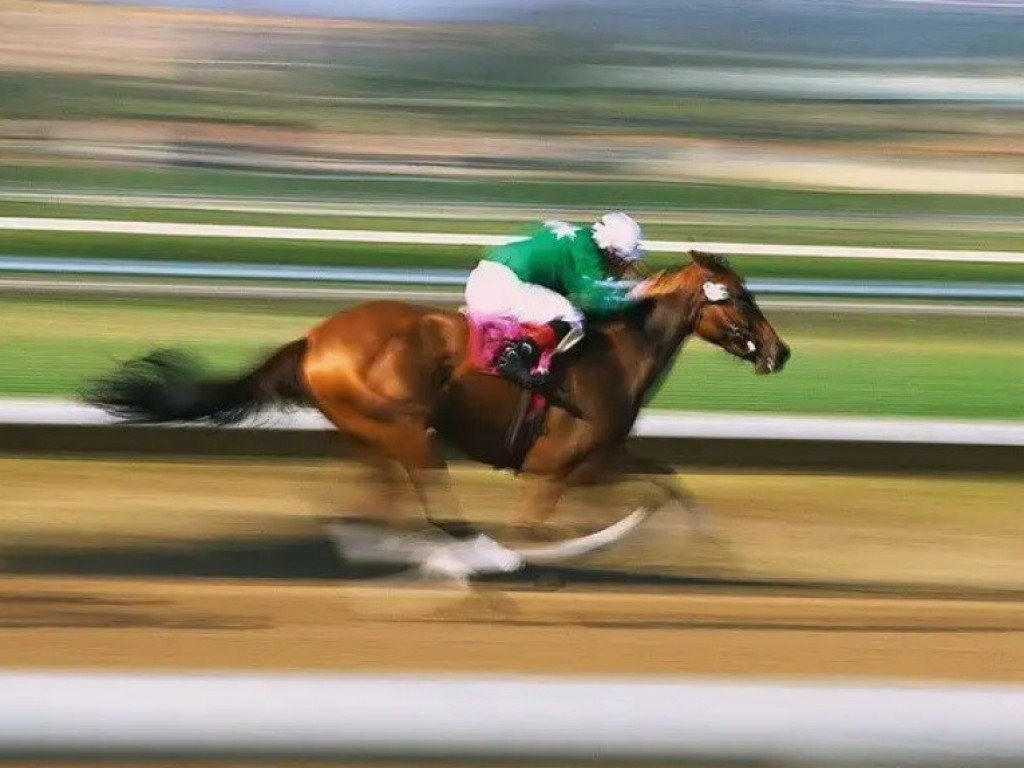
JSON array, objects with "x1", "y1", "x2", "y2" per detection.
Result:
[
  {"x1": 0, "y1": 672, "x2": 1022, "y2": 763},
  {"x1": 3, "y1": 216, "x2": 1024, "y2": 263},
  {"x1": 2, "y1": 278, "x2": 1024, "y2": 313},
  {"x1": 4, "y1": 399, "x2": 1023, "y2": 446},
  {"x1": 2, "y1": 256, "x2": 1023, "y2": 301}
]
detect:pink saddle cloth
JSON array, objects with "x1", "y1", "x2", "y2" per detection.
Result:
[
  {"x1": 461, "y1": 309, "x2": 556, "y2": 469},
  {"x1": 462, "y1": 309, "x2": 556, "y2": 378}
]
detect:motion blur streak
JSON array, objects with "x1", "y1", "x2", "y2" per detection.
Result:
[{"x1": 0, "y1": 1, "x2": 1021, "y2": 764}]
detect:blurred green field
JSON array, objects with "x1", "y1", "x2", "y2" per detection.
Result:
[
  {"x1": 2, "y1": 165, "x2": 1020, "y2": 421},
  {"x1": 3, "y1": 187, "x2": 1022, "y2": 285},
  {"x1": 3, "y1": 296, "x2": 1021, "y2": 420},
  {"x1": 6, "y1": 162, "x2": 1024, "y2": 217}
]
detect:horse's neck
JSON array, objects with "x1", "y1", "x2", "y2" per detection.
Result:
[
  {"x1": 590, "y1": 297, "x2": 696, "y2": 420},
  {"x1": 634, "y1": 304, "x2": 694, "y2": 402}
]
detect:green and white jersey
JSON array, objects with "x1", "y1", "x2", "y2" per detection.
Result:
[{"x1": 483, "y1": 221, "x2": 638, "y2": 316}]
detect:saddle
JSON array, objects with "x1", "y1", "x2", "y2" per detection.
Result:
[{"x1": 461, "y1": 309, "x2": 554, "y2": 471}]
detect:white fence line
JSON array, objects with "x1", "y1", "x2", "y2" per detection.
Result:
[
  {"x1": 3, "y1": 256, "x2": 1024, "y2": 300},
  {"x1": 3, "y1": 216, "x2": 1024, "y2": 263},
  {"x1": 7, "y1": 276, "x2": 1024, "y2": 314},
  {"x1": 5, "y1": 399, "x2": 1023, "y2": 446},
  {"x1": 1, "y1": 672, "x2": 1023, "y2": 763}
]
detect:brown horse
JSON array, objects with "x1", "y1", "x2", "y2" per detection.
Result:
[{"x1": 84, "y1": 250, "x2": 789, "y2": 575}]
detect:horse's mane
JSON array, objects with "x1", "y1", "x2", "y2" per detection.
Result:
[
  {"x1": 637, "y1": 252, "x2": 733, "y2": 299},
  {"x1": 586, "y1": 251, "x2": 734, "y2": 333},
  {"x1": 636, "y1": 268, "x2": 690, "y2": 299}
]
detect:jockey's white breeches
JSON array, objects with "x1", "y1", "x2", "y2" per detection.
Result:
[
  {"x1": 465, "y1": 260, "x2": 584, "y2": 331},
  {"x1": 465, "y1": 261, "x2": 585, "y2": 353}
]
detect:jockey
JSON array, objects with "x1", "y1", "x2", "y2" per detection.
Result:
[{"x1": 464, "y1": 212, "x2": 647, "y2": 389}]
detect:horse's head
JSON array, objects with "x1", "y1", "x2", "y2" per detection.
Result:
[{"x1": 640, "y1": 251, "x2": 791, "y2": 374}]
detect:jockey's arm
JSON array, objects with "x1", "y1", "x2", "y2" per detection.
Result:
[{"x1": 566, "y1": 247, "x2": 641, "y2": 316}]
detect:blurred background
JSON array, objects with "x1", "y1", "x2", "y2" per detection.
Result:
[
  {"x1": 1, "y1": 0, "x2": 1022, "y2": 412},
  {"x1": 0, "y1": 1, "x2": 1022, "y2": 761}
]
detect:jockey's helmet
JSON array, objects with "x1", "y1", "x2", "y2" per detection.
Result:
[{"x1": 592, "y1": 212, "x2": 645, "y2": 263}]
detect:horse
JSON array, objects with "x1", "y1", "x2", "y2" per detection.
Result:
[{"x1": 83, "y1": 250, "x2": 790, "y2": 580}]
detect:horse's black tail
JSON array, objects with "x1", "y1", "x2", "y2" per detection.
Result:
[{"x1": 81, "y1": 339, "x2": 309, "y2": 426}]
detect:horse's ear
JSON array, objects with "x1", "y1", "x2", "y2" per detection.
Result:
[{"x1": 690, "y1": 250, "x2": 730, "y2": 273}]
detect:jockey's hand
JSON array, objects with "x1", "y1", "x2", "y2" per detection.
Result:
[
  {"x1": 628, "y1": 270, "x2": 668, "y2": 301},
  {"x1": 628, "y1": 278, "x2": 653, "y2": 301}
]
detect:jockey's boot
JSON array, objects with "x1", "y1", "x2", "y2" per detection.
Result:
[
  {"x1": 494, "y1": 320, "x2": 578, "y2": 390},
  {"x1": 494, "y1": 338, "x2": 547, "y2": 390}
]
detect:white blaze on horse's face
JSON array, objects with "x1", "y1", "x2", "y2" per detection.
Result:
[{"x1": 702, "y1": 281, "x2": 730, "y2": 303}]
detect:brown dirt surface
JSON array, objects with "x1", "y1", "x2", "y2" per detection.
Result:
[
  {"x1": 1, "y1": 457, "x2": 1021, "y2": 590},
  {"x1": 1, "y1": 576, "x2": 1023, "y2": 684},
  {"x1": 0, "y1": 457, "x2": 1021, "y2": 688},
  {"x1": 1, "y1": 457, "x2": 1022, "y2": 767}
]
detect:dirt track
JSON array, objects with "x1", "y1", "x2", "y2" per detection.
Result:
[
  {"x1": 2, "y1": 458, "x2": 1022, "y2": 686},
  {"x1": 2, "y1": 576, "x2": 1023, "y2": 682},
  {"x1": 3, "y1": 458, "x2": 1023, "y2": 590}
]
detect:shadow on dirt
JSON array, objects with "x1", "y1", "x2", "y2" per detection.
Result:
[
  {"x1": 3, "y1": 533, "x2": 1024, "y2": 604},
  {"x1": 0, "y1": 590, "x2": 270, "y2": 630}
]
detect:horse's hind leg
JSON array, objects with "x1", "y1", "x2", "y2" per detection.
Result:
[
  {"x1": 334, "y1": 440, "x2": 406, "y2": 527},
  {"x1": 317, "y1": 396, "x2": 462, "y2": 526},
  {"x1": 399, "y1": 430, "x2": 466, "y2": 531},
  {"x1": 317, "y1": 397, "x2": 521, "y2": 575},
  {"x1": 390, "y1": 432, "x2": 523, "y2": 579}
]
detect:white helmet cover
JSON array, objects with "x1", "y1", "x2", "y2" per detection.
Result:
[{"x1": 592, "y1": 212, "x2": 645, "y2": 262}]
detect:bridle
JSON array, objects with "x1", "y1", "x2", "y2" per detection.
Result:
[{"x1": 696, "y1": 279, "x2": 765, "y2": 360}]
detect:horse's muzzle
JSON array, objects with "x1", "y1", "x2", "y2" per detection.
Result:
[{"x1": 756, "y1": 342, "x2": 791, "y2": 375}]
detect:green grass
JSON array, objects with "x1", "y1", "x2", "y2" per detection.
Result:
[
  {"x1": 661, "y1": 343, "x2": 1022, "y2": 419},
  {"x1": 2, "y1": 230, "x2": 1022, "y2": 284},
  {"x1": 3, "y1": 297, "x2": 1021, "y2": 420},
  {"x1": 6, "y1": 162, "x2": 1024, "y2": 217}
]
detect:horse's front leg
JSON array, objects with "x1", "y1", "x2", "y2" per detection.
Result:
[
  {"x1": 512, "y1": 475, "x2": 568, "y2": 540},
  {"x1": 626, "y1": 456, "x2": 740, "y2": 576},
  {"x1": 518, "y1": 447, "x2": 712, "y2": 539},
  {"x1": 627, "y1": 454, "x2": 714, "y2": 538},
  {"x1": 508, "y1": 450, "x2": 735, "y2": 578},
  {"x1": 514, "y1": 445, "x2": 642, "y2": 541}
]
